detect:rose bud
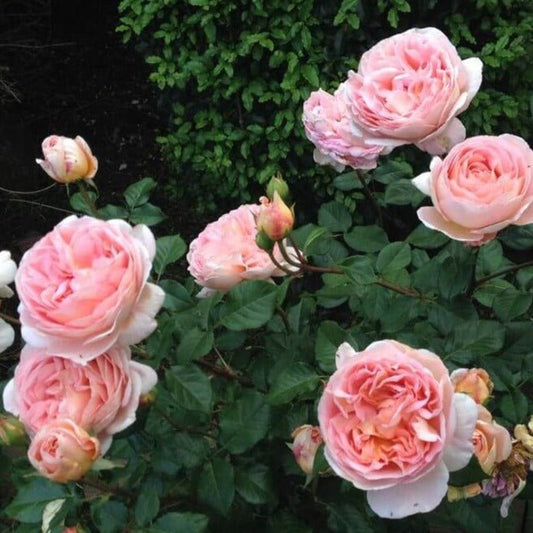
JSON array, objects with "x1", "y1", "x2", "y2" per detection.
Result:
[
  {"x1": 36, "y1": 135, "x2": 98, "y2": 184},
  {"x1": 266, "y1": 173, "x2": 291, "y2": 203},
  {"x1": 256, "y1": 192, "x2": 294, "y2": 241},
  {"x1": 28, "y1": 419, "x2": 100, "y2": 483},
  {"x1": 451, "y1": 368, "x2": 493, "y2": 405},
  {"x1": 290, "y1": 424, "x2": 323, "y2": 475}
]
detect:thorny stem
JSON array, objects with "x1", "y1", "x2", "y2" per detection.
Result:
[
  {"x1": 196, "y1": 358, "x2": 252, "y2": 387},
  {"x1": 0, "y1": 312, "x2": 20, "y2": 326},
  {"x1": 473, "y1": 259, "x2": 533, "y2": 289},
  {"x1": 356, "y1": 170, "x2": 383, "y2": 227},
  {"x1": 277, "y1": 239, "x2": 302, "y2": 268},
  {"x1": 268, "y1": 249, "x2": 298, "y2": 275}
]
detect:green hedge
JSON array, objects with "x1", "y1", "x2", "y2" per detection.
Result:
[{"x1": 117, "y1": 0, "x2": 533, "y2": 211}]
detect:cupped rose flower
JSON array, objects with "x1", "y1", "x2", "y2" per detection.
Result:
[
  {"x1": 302, "y1": 88, "x2": 387, "y2": 171},
  {"x1": 343, "y1": 27, "x2": 482, "y2": 155},
  {"x1": 28, "y1": 419, "x2": 100, "y2": 483},
  {"x1": 451, "y1": 368, "x2": 493, "y2": 405},
  {"x1": 413, "y1": 134, "x2": 533, "y2": 245},
  {"x1": 473, "y1": 405, "x2": 512, "y2": 475},
  {"x1": 36, "y1": 135, "x2": 98, "y2": 184},
  {"x1": 318, "y1": 340, "x2": 478, "y2": 519},
  {"x1": 15, "y1": 215, "x2": 165, "y2": 363},
  {"x1": 289, "y1": 425, "x2": 323, "y2": 475},
  {"x1": 187, "y1": 204, "x2": 295, "y2": 297},
  {"x1": 3, "y1": 344, "x2": 157, "y2": 453}
]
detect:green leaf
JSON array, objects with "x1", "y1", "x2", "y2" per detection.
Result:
[
  {"x1": 376, "y1": 242, "x2": 411, "y2": 273},
  {"x1": 69, "y1": 191, "x2": 98, "y2": 215},
  {"x1": 124, "y1": 177, "x2": 157, "y2": 208},
  {"x1": 235, "y1": 464, "x2": 276, "y2": 504},
  {"x1": 197, "y1": 458, "x2": 235, "y2": 516},
  {"x1": 407, "y1": 224, "x2": 449, "y2": 249},
  {"x1": 500, "y1": 389, "x2": 529, "y2": 424},
  {"x1": 326, "y1": 501, "x2": 374, "y2": 533},
  {"x1": 499, "y1": 223, "x2": 533, "y2": 249},
  {"x1": 317, "y1": 201, "x2": 352, "y2": 232},
  {"x1": 130, "y1": 202, "x2": 166, "y2": 226},
  {"x1": 315, "y1": 321, "x2": 356, "y2": 373},
  {"x1": 159, "y1": 280, "x2": 195, "y2": 311},
  {"x1": 344, "y1": 225, "x2": 389, "y2": 252},
  {"x1": 268, "y1": 362, "x2": 320, "y2": 405},
  {"x1": 340, "y1": 256, "x2": 376, "y2": 285},
  {"x1": 176, "y1": 327, "x2": 214, "y2": 363},
  {"x1": 372, "y1": 159, "x2": 412, "y2": 184},
  {"x1": 4, "y1": 478, "x2": 69, "y2": 523},
  {"x1": 135, "y1": 490, "x2": 160, "y2": 527},
  {"x1": 447, "y1": 320, "x2": 505, "y2": 363},
  {"x1": 173, "y1": 432, "x2": 211, "y2": 468},
  {"x1": 166, "y1": 365, "x2": 213, "y2": 413},
  {"x1": 90, "y1": 500, "x2": 128, "y2": 533},
  {"x1": 219, "y1": 390, "x2": 271, "y2": 454},
  {"x1": 151, "y1": 512, "x2": 208, "y2": 533},
  {"x1": 493, "y1": 289, "x2": 533, "y2": 322},
  {"x1": 332, "y1": 171, "x2": 361, "y2": 191},
  {"x1": 384, "y1": 179, "x2": 424, "y2": 206},
  {"x1": 219, "y1": 280, "x2": 278, "y2": 330},
  {"x1": 301, "y1": 64, "x2": 319, "y2": 86},
  {"x1": 154, "y1": 235, "x2": 187, "y2": 275},
  {"x1": 98, "y1": 204, "x2": 129, "y2": 220}
]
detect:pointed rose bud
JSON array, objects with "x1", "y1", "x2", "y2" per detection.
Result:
[
  {"x1": 0, "y1": 414, "x2": 27, "y2": 447},
  {"x1": 290, "y1": 425, "x2": 323, "y2": 475},
  {"x1": 266, "y1": 174, "x2": 291, "y2": 203},
  {"x1": 36, "y1": 135, "x2": 98, "y2": 184},
  {"x1": 256, "y1": 192, "x2": 294, "y2": 242},
  {"x1": 451, "y1": 368, "x2": 493, "y2": 405},
  {"x1": 28, "y1": 419, "x2": 100, "y2": 483}
]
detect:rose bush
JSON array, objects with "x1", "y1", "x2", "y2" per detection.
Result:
[
  {"x1": 413, "y1": 134, "x2": 533, "y2": 245},
  {"x1": 3, "y1": 344, "x2": 157, "y2": 453},
  {"x1": 15, "y1": 215, "x2": 165, "y2": 362},
  {"x1": 318, "y1": 340, "x2": 478, "y2": 518}
]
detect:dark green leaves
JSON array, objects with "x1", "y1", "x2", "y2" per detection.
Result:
[
  {"x1": 197, "y1": 458, "x2": 235, "y2": 516},
  {"x1": 154, "y1": 235, "x2": 187, "y2": 276},
  {"x1": 166, "y1": 365, "x2": 213, "y2": 413}
]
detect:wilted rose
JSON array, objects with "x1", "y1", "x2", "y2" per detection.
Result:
[
  {"x1": 451, "y1": 368, "x2": 493, "y2": 405},
  {"x1": 290, "y1": 425, "x2": 323, "y2": 475},
  {"x1": 36, "y1": 135, "x2": 98, "y2": 184}
]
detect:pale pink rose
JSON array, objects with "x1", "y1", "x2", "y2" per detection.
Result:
[
  {"x1": 290, "y1": 425, "x2": 323, "y2": 475},
  {"x1": 3, "y1": 345, "x2": 157, "y2": 453},
  {"x1": 318, "y1": 340, "x2": 478, "y2": 519},
  {"x1": 36, "y1": 135, "x2": 98, "y2": 183},
  {"x1": 451, "y1": 368, "x2": 493, "y2": 405},
  {"x1": 187, "y1": 204, "x2": 294, "y2": 296},
  {"x1": 302, "y1": 88, "x2": 386, "y2": 171},
  {"x1": 413, "y1": 135, "x2": 533, "y2": 244},
  {"x1": 28, "y1": 419, "x2": 100, "y2": 483},
  {"x1": 343, "y1": 27, "x2": 482, "y2": 155},
  {"x1": 15, "y1": 215, "x2": 165, "y2": 363},
  {"x1": 473, "y1": 405, "x2": 512, "y2": 475}
]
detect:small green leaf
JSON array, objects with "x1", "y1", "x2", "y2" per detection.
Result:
[
  {"x1": 384, "y1": 179, "x2": 425, "y2": 206},
  {"x1": 154, "y1": 235, "x2": 187, "y2": 275},
  {"x1": 135, "y1": 490, "x2": 160, "y2": 527},
  {"x1": 130, "y1": 202, "x2": 166, "y2": 226},
  {"x1": 235, "y1": 464, "x2": 276, "y2": 504},
  {"x1": 197, "y1": 458, "x2": 235, "y2": 516},
  {"x1": 90, "y1": 500, "x2": 128, "y2": 533},
  {"x1": 501, "y1": 389, "x2": 529, "y2": 424},
  {"x1": 318, "y1": 201, "x2": 352, "y2": 232},
  {"x1": 69, "y1": 191, "x2": 98, "y2": 215},
  {"x1": 493, "y1": 289, "x2": 533, "y2": 322},
  {"x1": 166, "y1": 365, "x2": 213, "y2": 413},
  {"x1": 372, "y1": 160, "x2": 412, "y2": 184},
  {"x1": 176, "y1": 327, "x2": 214, "y2": 363},
  {"x1": 124, "y1": 177, "x2": 157, "y2": 208},
  {"x1": 407, "y1": 224, "x2": 449, "y2": 249},
  {"x1": 315, "y1": 321, "x2": 356, "y2": 373},
  {"x1": 98, "y1": 204, "x2": 129, "y2": 220},
  {"x1": 344, "y1": 225, "x2": 389, "y2": 252},
  {"x1": 269, "y1": 362, "x2": 319, "y2": 405},
  {"x1": 151, "y1": 512, "x2": 208, "y2": 533},
  {"x1": 376, "y1": 242, "x2": 411, "y2": 272}
]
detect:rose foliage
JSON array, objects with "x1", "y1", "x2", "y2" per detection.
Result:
[{"x1": 2, "y1": 24, "x2": 533, "y2": 533}]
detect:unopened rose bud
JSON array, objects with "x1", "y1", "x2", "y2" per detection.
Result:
[
  {"x1": 447, "y1": 483, "x2": 483, "y2": 502},
  {"x1": 451, "y1": 368, "x2": 493, "y2": 404},
  {"x1": 28, "y1": 419, "x2": 100, "y2": 483},
  {"x1": 0, "y1": 414, "x2": 27, "y2": 447},
  {"x1": 36, "y1": 135, "x2": 98, "y2": 184},
  {"x1": 257, "y1": 192, "x2": 294, "y2": 242},
  {"x1": 266, "y1": 173, "x2": 290, "y2": 203},
  {"x1": 290, "y1": 424, "x2": 323, "y2": 475}
]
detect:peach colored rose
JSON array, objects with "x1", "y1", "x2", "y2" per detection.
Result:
[
  {"x1": 36, "y1": 135, "x2": 98, "y2": 183},
  {"x1": 28, "y1": 419, "x2": 100, "y2": 483},
  {"x1": 257, "y1": 192, "x2": 294, "y2": 242},
  {"x1": 3, "y1": 345, "x2": 157, "y2": 453},
  {"x1": 343, "y1": 27, "x2": 482, "y2": 155},
  {"x1": 318, "y1": 340, "x2": 478, "y2": 519},
  {"x1": 187, "y1": 204, "x2": 294, "y2": 297},
  {"x1": 302, "y1": 88, "x2": 387, "y2": 171},
  {"x1": 451, "y1": 368, "x2": 493, "y2": 405},
  {"x1": 290, "y1": 425, "x2": 323, "y2": 475},
  {"x1": 413, "y1": 134, "x2": 533, "y2": 245},
  {"x1": 15, "y1": 215, "x2": 165, "y2": 363},
  {"x1": 473, "y1": 405, "x2": 512, "y2": 474}
]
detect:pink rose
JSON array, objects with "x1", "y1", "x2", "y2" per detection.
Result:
[
  {"x1": 473, "y1": 405, "x2": 512, "y2": 475},
  {"x1": 28, "y1": 419, "x2": 100, "y2": 483},
  {"x1": 343, "y1": 27, "x2": 482, "y2": 155},
  {"x1": 3, "y1": 344, "x2": 157, "y2": 453},
  {"x1": 15, "y1": 215, "x2": 165, "y2": 362},
  {"x1": 318, "y1": 340, "x2": 478, "y2": 519},
  {"x1": 290, "y1": 424, "x2": 323, "y2": 475},
  {"x1": 451, "y1": 368, "x2": 493, "y2": 405},
  {"x1": 413, "y1": 135, "x2": 533, "y2": 245},
  {"x1": 302, "y1": 88, "x2": 387, "y2": 171},
  {"x1": 187, "y1": 204, "x2": 294, "y2": 296},
  {"x1": 36, "y1": 135, "x2": 98, "y2": 183}
]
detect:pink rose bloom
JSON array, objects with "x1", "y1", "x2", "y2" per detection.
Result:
[
  {"x1": 302, "y1": 88, "x2": 387, "y2": 171},
  {"x1": 15, "y1": 215, "x2": 165, "y2": 363},
  {"x1": 318, "y1": 340, "x2": 478, "y2": 519},
  {"x1": 343, "y1": 27, "x2": 482, "y2": 155},
  {"x1": 36, "y1": 135, "x2": 98, "y2": 184},
  {"x1": 473, "y1": 405, "x2": 512, "y2": 475},
  {"x1": 3, "y1": 345, "x2": 157, "y2": 453},
  {"x1": 28, "y1": 418, "x2": 100, "y2": 483},
  {"x1": 290, "y1": 424, "x2": 324, "y2": 475},
  {"x1": 413, "y1": 134, "x2": 533, "y2": 245},
  {"x1": 187, "y1": 204, "x2": 294, "y2": 297}
]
